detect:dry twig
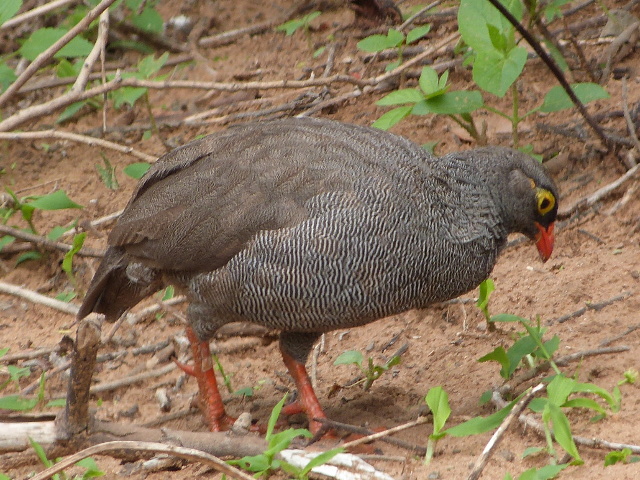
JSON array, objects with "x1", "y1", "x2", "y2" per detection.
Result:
[
  {"x1": 0, "y1": 224, "x2": 105, "y2": 258},
  {"x1": 467, "y1": 383, "x2": 545, "y2": 480},
  {"x1": 29, "y1": 441, "x2": 255, "y2": 480},
  {"x1": 0, "y1": 0, "x2": 118, "y2": 109}
]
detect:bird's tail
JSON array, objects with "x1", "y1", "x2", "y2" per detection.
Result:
[{"x1": 77, "y1": 247, "x2": 162, "y2": 321}]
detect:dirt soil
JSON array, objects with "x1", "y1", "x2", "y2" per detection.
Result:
[{"x1": 1, "y1": 0, "x2": 640, "y2": 479}]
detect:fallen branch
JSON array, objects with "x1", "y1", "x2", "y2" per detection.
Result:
[
  {"x1": 0, "y1": 0, "x2": 76, "y2": 30},
  {"x1": 340, "y1": 416, "x2": 429, "y2": 451},
  {"x1": 0, "y1": 129, "x2": 156, "y2": 162},
  {"x1": 0, "y1": 281, "x2": 79, "y2": 316},
  {"x1": 550, "y1": 292, "x2": 632, "y2": 324},
  {"x1": 558, "y1": 165, "x2": 640, "y2": 218},
  {"x1": 29, "y1": 440, "x2": 256, "y2": 480},
  {"x1": 0, "y1": 224, "x2": 106, "y2": 258}
]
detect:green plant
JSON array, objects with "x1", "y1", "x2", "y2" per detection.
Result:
[
  {"x1": 475, "y1": 281, "x2": 622, "y2": 465},
  {"x1": 333, "y1": 349, "x2": 401, "y2": 391},
  {"x1": 503, "y1": 464, "x2": 569, "y2": 480},
  {"x1": 373, "y1": 1, "x2": 608, "y2": 147},
  {"x1": 30, "y1": 437, "x2": 104, "y2": 479},
  {"x1": 228, "y1": 394, "x2": 342, "y2": 478},
  {"x1": 357, "y1": 25, "x2": 431, "y2": 71},
  {"x1": 373, "y1": 66, "x2": 484, "y2": 136},
  {"x1": 604, "y1": 448, "x2": 640, "y2": 466},
  {"x1": 276, "y1": 11, "x2": 321, "y2": 50}
]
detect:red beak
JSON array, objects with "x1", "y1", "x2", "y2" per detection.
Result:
[{"x1": 535, "y1": 222, "x2": 555, "y2": 262}]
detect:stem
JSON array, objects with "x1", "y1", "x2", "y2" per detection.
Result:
[{"x1": 511, "y1": 82, "x2": 520, "y2": 147}]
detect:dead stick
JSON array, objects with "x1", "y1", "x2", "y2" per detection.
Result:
[
  {"x1": 0, "y1": 281, "x2": 79, "y2": 316},
  {"x1": 56, "y1": 314, "x2": 101, "y2": 439},
  {"x1": 0, "y1": 0, "x2": 76, "y2": 30},
  {"x1": 550, "y1": 292, "x2": 632, "y2": 324},
  {"x1": 558, "y1": 166, "x2": 640, "y2": 218},
  {"x1": 340, "y1": 416, "x2": 429, "y2": 451},
  {"x1": 0, "y1": 224, "x2": 105, "y2": 257},
  {"x1": 0, "y1": 0, "x2": 118, "y2": 108},
  {"x1": 30, "y1": 441, "x2": 255, "y2": 480},
  {"x1": 467, "y1": 383, "x2": 545, "y2": 480}
]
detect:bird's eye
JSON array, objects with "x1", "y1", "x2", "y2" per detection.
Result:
[{"x1": 536, "y1": 189, "x2": 555, "y2": 216}]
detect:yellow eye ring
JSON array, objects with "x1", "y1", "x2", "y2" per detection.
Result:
[{"x1": 536, "y1": 188, "x2": 555, "y2": 216}]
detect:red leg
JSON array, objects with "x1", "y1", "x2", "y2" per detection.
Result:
[
  {"x1": 175, "y1": 326, "x2": 236, "y2": 431},
  {"x1": 280, "y1": 349, "x2": 328, "y2": 436}
]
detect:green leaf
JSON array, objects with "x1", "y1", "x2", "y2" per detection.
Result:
[
  {"x1": 27, "y1": 190, "x2": 83, "y2": 210},
  {"x1": 75, "y1": 457, "x2": 104, "y2": 477},
  {"x1": 300, "y1": 447, "x2": 344, "y2": 475},
  {"x1": 604, "y1": 448, "x2": 633, "y2": 466},
  {"x1": 540, "y1": 83, "x2": 610, "y2": 112},
  {"x1": 266, "y1": 428, "x2": 312, "y2": 455},
  {"x1": 48, "y1": 224, "x2": 74, "y2": 241},
  {"x1": 138, "y1": 52, "x2": 169, "y2": 78},
  {"x1": 62, "y1": 232, "x2": 86, "y2": 274},
  {"x1": 477, "y1": 278, "x2": 495, "y2": 311},
  {"x1": 0, "y1": 395, "x2": 38, "y2": 411},
  {"x1": 490, "y1": 313, "x2": 524, "y2": 323},
  {"x1": 425, "y1": 386, "x2": 451, "y2": 436},
  {"x1": 56, "y1": 58, "x2": 81, "y2": 78},
  {"x1": 446, "y1": 398, "x2": 516, "y2": 436},
  {"x1": 56, "y1": 101, "x2": 87, "y2": 124},
  {"x1": 233, "y1": 386, "x2": 254, "y2": 397},
  {"x1": 522, "y1": 446, "x2": 545, "y2": 458},
  {"x1": 19, "y1": 28, "x2": 93, "y2": 61},
  {"x1": 545, "y1": 402, "x2": 582, "y2": 463},
  {"x1": 0, "y1": 235, "x2": 16, "y2": 251},
  {"x1": 313, "y1": 46, "x2": 326, "y2": 58},
  {"x1": 517, "y1": 464, "x2": 569, "y2": 480},
  {"x1": 412, "y1": 91, "x2": 484, "y2": 115},
  {"x1": 29, "y1": 437, "x2": 52, "y2": 467},
  {"x1": 418, "y1": 68, "x2": 438, "y2": 95},
  {"x1": 0, "y1": 62, "x2": 16, "y2": 92},
  {"x1": 562, "y1": 397, "x2": 605, "y2": 415},
  {"x1": 473, "y1": 46, "x2": 527, "y2": 97},
  {"x1": 46, "y1": 398, "x2": 66, "y2": 408},
  {"x1": 478, "y1": 346, "x2": 510, "y2": 378},
  {"x1": 547, "y1": 375, "x2": 575, "y2": 406},
  {"x1": 458, "y1": 0, "x2": 523, "y2": 53},
  {"x1": 376, "y1": 88, "x2": 423, "y2": 106},
  {"x1": 0, "y1": 347, "x2": 9, "y2": 358},
  {"x1": 357, "y1": 29, "x2": 404, "y2": 52},
  {"x1": 55, "y1": 291, "x2": 77, "y2": 302},
  {"x1": 132, "y1": 7, "x2": 163, "y2": 34},
  {"x1": 334, "y1": 350, "x2": 364, "y2": 367},
  {"x1": 266, "y1": 394, "x2": 287, "y2": 441},
  {"x1": 0, "y1": 0, "x2": 21, "y2": 27},
  {"x1": 111, "y1": 86, "x2": 147, "y2": 109},
  {"x1": 123, "y1": 162, "x2": 151, "y2": 179},
  {"x1": 571, "y1": 381, "x2": 618, "y2": 410},
  {"x1": 96, "y1": 156, "x2": 119, "y2": 190},
  {"x1": 16, "y1": 251, "x2": 42, "y2": 264},
  {"x1": 372, "y1": 105, "x2": 413, "y2": 130},
  {"x1": 406, "y1": 25, "x2": 431, "y2": 44}
]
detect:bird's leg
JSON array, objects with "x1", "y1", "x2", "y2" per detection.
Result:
[
  {"x1": 279, "y1": 332, "x2": 329, "y2": 436},
  {"x1": 176, "y1": 326, "x2": 236, "y2": 431}
]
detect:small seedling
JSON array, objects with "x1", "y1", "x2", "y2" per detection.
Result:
[
  {"x1": 333, "y1": 350, "x2": 401, "y2": 391},
  {"x1": 228, "y1": 394, "x2": 342, "y2": 479},
  {"x1": 95, "y1": 155, "x2": 119, "y2": 190},
  {"x1": 424, "y1": 386, "x2": 450, "y2": 464},
  {"x1": 604, "y1": 448, "x2": 640, "y2": 466},
  {"x1": 276, "y1": 11, "x2": 321, "y2": 37},
  {"x1": 276, "y1": 11, "x2": 321, "y2": 50}
]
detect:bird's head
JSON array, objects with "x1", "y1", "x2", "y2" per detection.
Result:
[
  {"x1": 501, "y1": 151, "x2": 558, "y2": 262},
  {"x1": 470, "y1": 147, "x2": 559, "y2": 262}
]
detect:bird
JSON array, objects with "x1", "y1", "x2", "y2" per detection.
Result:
[{"x1": 77, "y1": 117, "x2": 558, "y2": 435}]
